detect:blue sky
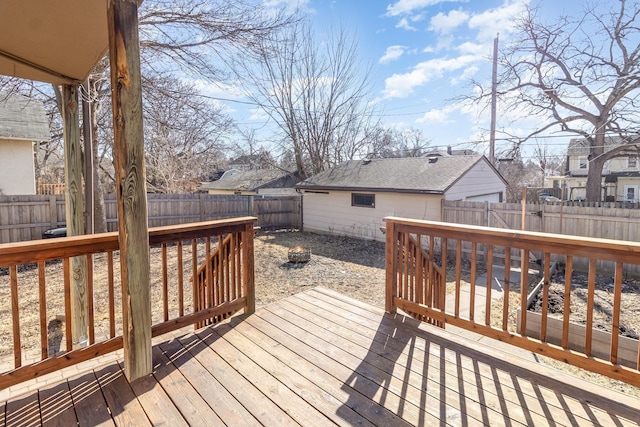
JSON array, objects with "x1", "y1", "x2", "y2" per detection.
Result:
[{"x1": 207, "y1": 0, "x2": 575, "y2": 160}]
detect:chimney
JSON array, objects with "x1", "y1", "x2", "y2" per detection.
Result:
[{"x1": 447, "y1": 145, "x2": 452, "y2": 155}]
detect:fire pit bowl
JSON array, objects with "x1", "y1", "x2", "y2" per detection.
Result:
[{"x1": 288, "y1": 245, "x2": 311, "y2": 263}]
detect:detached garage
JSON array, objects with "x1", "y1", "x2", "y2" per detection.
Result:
[{"x1": 296, "y1": 155, "x2": 506, "y2": 241}]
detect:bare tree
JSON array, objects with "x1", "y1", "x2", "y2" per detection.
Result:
[
  {"x1": 241, "y1": 22, "x2": 380, "y2": 179},
  {"x1": 479, "y1": 0, "x2": 640, "y2": 201},
  {"x1": 366, "y1": 127, "x2": 431, "y2": 159},
  {"x1": 138, "y1": 0, "x2": 297, "y2": 80},
  {"x1": 142, "y1": 76, "x2": 232, "y2": 193}
]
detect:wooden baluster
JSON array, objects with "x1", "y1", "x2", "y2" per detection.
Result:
[
  {"x1": 540, "y1": 252, "x2": 551, "y2": 342},
  {"x1": 230, "y1": 233, "x2": 237, "y2": 300},
  {"x1": 63, "y1": 258, "x2": 72, "y2": 352},
  {"x1": 502, "y1": 248, "x2": 511, "y2": 331},
  {"x1": 384, "y1": 219, "x2": 397, "y2": 314},
  {"x1": 441, "y1": 238, "x2": 447, "y2": 317},
  {"x1": 205, "y1": 237, "x2": 212, "y2": 316},
  {"x1": 469, "y1": 242, "x2": 477, "y2": 322},
  {"x1": 224, "y1": 233, "x2": 233, "y2": 301},
  {"x1": 455, "y1": 240, "x2": 462, "y2": 317},
  {"x1": 86, "y1": 254, "x2": 95, "y2": 345},
  {"x1": 192, "y1": 238, "x2": 199, "y2": 329},
  {"x1": 610, "y1": 261, "x2": 623, "y2": 365},
  {"x1": 10, "y1": 265, "x2": 21, "y2": 368},
  {"x1": 561, "y1": 256, "x2": 573, "y2": 349},
  {"x1": 162, "y1": 243, "x2": 168, "y2": 322},
  {"x1": 416, "y1": 235, "x2": 424, "y2": 310},
  {"x1": 585, "y1": 259, "x2": 597, "y2": 357},
  {"x1": 519, "y1": 249, "x2": 529, "y2": 335},
  {"x1": 38, "y1": 262, "x2": 48, "y2": 360},
  {"x1": 485, "y1": 245, "x2": 493, "y2": 326},
  {"x1": 177, "y1": 240, "x2": 184, "y2": 317},
  {"x1": 107, "y1": 251, "x2": 115, "y2": 338}
]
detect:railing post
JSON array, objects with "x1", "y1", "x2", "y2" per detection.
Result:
[
  {"x1": 243, "y1": 221, "x2": 255, "y2": 314},
  {"x1": 385, "y1": 218, "x2": 397, "y2": 314}
]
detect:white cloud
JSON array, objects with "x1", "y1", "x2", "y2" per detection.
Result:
[
  {"x1": 457, "y1": 42, "x2": 485, "y2": 55},
  {"x1": 396, "y1": 17, "x2": 417, "y2": 31},
  {"x1": 386, "y1": 0, "x2": 451, "y2": 17},
  {"x1": 263, "y1": 0, "x2": 311, "y2": 11},
  {"x1": 417, "y1": 108, "x2": 453, "y2": 124},
  {"x1": 382, "y1": 55, "x2": 480, "y2": 98},
  {"x1": 380, "y1": 45, "x2": 407, "y2": 64},
  {"x1": 450, "y1": 65, "x2": 479, "y2": 85},
  {"x1": 429, "y1": 9, "x2": 469, "y2": 35},
  {"x1": 468, "y1": 0, "x2": 529, "y2": 42}
]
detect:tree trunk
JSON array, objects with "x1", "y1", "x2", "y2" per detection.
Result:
[{"x1": 586, "y1": 131, "x2": 606, "y2": 202}]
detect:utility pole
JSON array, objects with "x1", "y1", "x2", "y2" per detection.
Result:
[{"x1": 489, "y1": 33, "x2": 499, "y2": 164}]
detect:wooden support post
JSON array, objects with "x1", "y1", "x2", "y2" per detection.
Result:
[
  {"x1": 62, "y1": 84, "x2": 88, "y2": 347},
  {"x1": 385, "y1": 218, "x2": 397, "y2": 314},
  {"x1": 107, "y1": 0, "x2": 152, "y2": 381},
  {"x1": 243, "y1": 221, "x2": 255, "y2": 314}
]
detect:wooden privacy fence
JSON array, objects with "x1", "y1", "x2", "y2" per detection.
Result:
[
  {"x1": 385, "y1": 216, "x2": 640, "y2": 388},
  {"x1": 443, "y1": 200, "x2": 640, "y2": 276},
  {"x1": 0, "y1": 217, "x2": 256, "y2": 389},
  {"x1": 0, "y1": 193, "x2": 301, "y2": 243}
]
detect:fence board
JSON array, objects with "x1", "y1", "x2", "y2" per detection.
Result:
[
  {"x1": 444, "y1": 199, "x2": 640, "y2": 276},
  {"x1": 0, "y1": 194, "x2": 300, "y2": 243}
]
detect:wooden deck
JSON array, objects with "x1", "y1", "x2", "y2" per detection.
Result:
[{"x1": 2, "y1": 288, "x2": 639, "y2": 426}]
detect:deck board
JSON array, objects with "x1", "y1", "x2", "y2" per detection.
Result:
[
  {"x1": 39, "y1": 380, "x2": 75, "y2": 427},
  {"x1": 149, "y1": 345, "x2": 223, "y2": 426},
  {"x1": 67, "y1": 371, "x2": 114, "y2": 427},
  {"x1": 1, "y1": 287, "x2": 639, "y2": 426},
  {"x1": 293, "y1": 290, "x2": 574, "y2": 425}
]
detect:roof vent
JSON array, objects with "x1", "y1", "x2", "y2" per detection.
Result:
[
  {"x1": 428, "y1": 156, "x2": 438, "y2": 164},
  {"x1": 362, "y1": 158, "x2": 372, "y2": 165}
]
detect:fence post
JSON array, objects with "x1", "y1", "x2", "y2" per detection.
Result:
[
  {"x1": 49, "y1": 195, "x2": 58, "y2": 229},
  {"x1": 199, "y1": 193, "x2": 205, "y2": 222},
  {"x1": 299, "y1": 195, "x2": 304, "y2": 231}
]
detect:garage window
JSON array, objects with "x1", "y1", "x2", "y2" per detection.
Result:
[{"x1": 352, "y1": 193, "x2": 375, "y2": 208}]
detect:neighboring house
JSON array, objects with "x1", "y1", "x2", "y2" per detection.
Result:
[
  {"x1": 200, "y1": 169, "x2": 297, "y2": 195},
  {"x1": 546, "y1": 137, "x2": 640, "y2": 201},
  {"x1": 0, "y1": 93, "x2": 49, "y2": 195},
  {"x1": 296, "y1": 155, "x2": 506, "y2": 241}
]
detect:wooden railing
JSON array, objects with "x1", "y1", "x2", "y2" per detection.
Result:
[
  {"x1": 0, "y1": 217, "x2": 256, "y2": 389},
  {"x1": 385, "y1": 216, "x2": 640, "y2": 387},
  {"x1": 37, "y1": 178, "x2": 65, "y2": 195},
  {"x1": 191, "y1": 232, "x2": 247, "y2": 328}
]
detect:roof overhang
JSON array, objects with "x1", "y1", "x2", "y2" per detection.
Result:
[
  {"x1": 295, "y1": 185, "x2": 444, "y2": 195},
  {"x1": 0, "y1": 1, "x2": 109, "y2": 85}
]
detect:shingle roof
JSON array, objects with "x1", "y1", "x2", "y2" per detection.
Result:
[
  {"x1": 0, "y1": 92, "x2": 49, "y2": 141},
  {"x1": 200, "y1": 169, "x2": 295, "y2": 191},
  {"x1": 296, "y1": 156, "x2": 487, "y2": 193}
]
